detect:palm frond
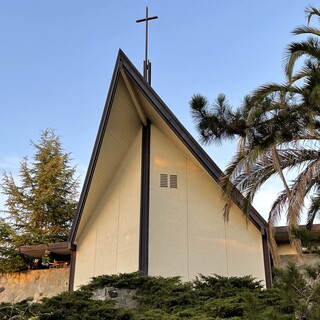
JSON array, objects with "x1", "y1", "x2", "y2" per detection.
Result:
[
  {"x1": 251, "y1": 83, "x2": 291, "y2": 100},
  {"x1": 305, "y1": 5, "x2": 320, "y2": 24},
  {"x1": 269, "y1": 191, "x2": 288, "y2": 226},
  {"x1": 307, "y1": 193, "x2": 320, "y2": 228},
  {"x1": 287, "y1": 158, "x2": 320, "y2": 226},
  {"x1": 267, "y1": 219, "x2": 281, "y2": 268},
  {"x1": 284, "y1": 38, "x2": 320, "y2": 80},
  {"x1": 269, "y1": 191, "x2": 303, "y2": 259},
  {"x1": 292, "y1": 26, "x2": 320, "y2": 37}
]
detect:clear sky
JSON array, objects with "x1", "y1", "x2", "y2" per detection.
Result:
[{"x1": 0, "y1": 0, "x2": 314, "y2": 223}]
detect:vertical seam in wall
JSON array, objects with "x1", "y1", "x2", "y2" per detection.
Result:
[
  {"x1": 93, "y1": 209, "x2": 99, "y2": 276},
  {"x1": 224, "y1": 221, "x2": 229, "y2": 277},
  {"x1": 116, "y1": 186, "x2": 121, "y2": 273},
  {"x1": 186, "y1": 157, "x2": 190, "y2": 281}
]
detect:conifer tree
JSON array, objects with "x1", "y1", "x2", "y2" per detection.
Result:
[{"x1": 0, "y1": 129, "x2": 78, "y2": 271}]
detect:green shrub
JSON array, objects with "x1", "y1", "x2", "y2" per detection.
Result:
[{"x1": 0, "y1": 272, "x2": 301, "y2": 319}]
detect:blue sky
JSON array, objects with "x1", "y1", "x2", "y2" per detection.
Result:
[{"x1": 0, "y1": 1, "x2": 313, "y2": 222}]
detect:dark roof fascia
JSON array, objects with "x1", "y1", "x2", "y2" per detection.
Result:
[
  {"x1": 19, "y1": 241, "x2": 71, "y2": 257},
  {"x1": 19, "y1": 241, "x2": 70, "y2": 250},
  {"x1": 48, "y1": 241, "x2": 71, "y2": 251},
  {"x1": 275, "y1": 224, "x2": 320, "y2": 233},
  {"x1": 69, "y1": 52, "x2": 123, "y2": 243},
  {"x1": 118, "y1": 50, "x2": 268, "y2": 232},
  {"x1": 275, "y1": 224, "x2": 320, "y2": 242}
]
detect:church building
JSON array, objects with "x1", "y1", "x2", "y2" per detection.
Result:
[{"x1": 68, "y1": 50, "x2": 272, "y2": 289}]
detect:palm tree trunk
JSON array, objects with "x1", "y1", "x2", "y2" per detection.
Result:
[
  {"x1": 271, "y1": 146, "x2": 303, "y2": 260},
  {"x1": 268, "y1": 219, "x2": 281, "y2": 268}
]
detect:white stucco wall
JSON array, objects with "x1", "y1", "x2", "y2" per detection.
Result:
[
  {"x1": 149, "y1": 126, "x2": 266, "y2": 284},
  {"x1": 74, "y1": 131, "x2": 142, "y2": 288}
]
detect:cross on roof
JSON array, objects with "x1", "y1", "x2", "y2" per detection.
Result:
[{"x1": 136, "y1": 7, "x2": 158, "y2": 85}]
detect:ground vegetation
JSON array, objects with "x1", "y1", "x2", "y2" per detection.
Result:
[{"x1": 2, "y1": 271, "x2": 317, "y2": 319}]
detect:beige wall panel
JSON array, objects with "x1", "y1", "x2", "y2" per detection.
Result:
[
  {"x1": 75, "y1": 131, "x2": 142, "y2": 287},
  {"x1": 116, "y1": 131, "x2": 142, "y2": 273},
  {"x1": 94, "y1": 130, "x2": 141, "y2": 276},
  {"x1": 73, "y1": 217, "x2": 97, "y2": 289},
  {"x1": 149, "y1": 126, "x2": 189, "y2": 279},
  {"x1": 149, "y1": 125, "x2": 266, "y2": 283},
  {"x1": 94, "y1": 179, "x2": 120, "y2": 276},
  {"x1": 76, "y1": 77, "x2": 142, "y2": 236},
  {"x1": 187, "y1": 159, "x2": 228, "y2": 279},
  {"x1": 226, "y1": 207, "x2": 265, "y2": 283}
]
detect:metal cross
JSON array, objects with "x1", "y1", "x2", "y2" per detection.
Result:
[{"x1": 136, "y1": 7, "x2": 158, "y2": 85}]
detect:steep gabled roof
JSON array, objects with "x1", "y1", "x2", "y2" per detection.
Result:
[{"x1": 69, "y1": 50, "x2": 267, "y2": 243}]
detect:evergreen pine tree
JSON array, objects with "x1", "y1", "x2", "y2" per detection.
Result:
[{"x1": 0, "y1": 129, "x2": 78, "y2": 272}]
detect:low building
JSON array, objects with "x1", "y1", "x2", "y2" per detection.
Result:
[{"x1": 275, "y1": 225, "x2": 320, "y2": 267}]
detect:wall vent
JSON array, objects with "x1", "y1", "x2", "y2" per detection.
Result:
[
  {"x1": 170, "y1": 174, "x2": 178, "y2": 188},
  {"x1": 160, "y1": 174, "x2": 168, "y2": 187},
  {"x1": 160, "y1": 174, "x2": 178, "y2": 188}
]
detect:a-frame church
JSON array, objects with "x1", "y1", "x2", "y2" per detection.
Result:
[{"x1": 68, "y1": 50, "x2": 272, "y2": 289}]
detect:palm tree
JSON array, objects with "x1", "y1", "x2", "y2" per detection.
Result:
[
  {"x1": 191, "y1": 87, "x2": 314, "y2": 263},
  {"x1": 191, "y1": 90, "x2": 319, "y2": 266},
  {"x1": 285, "y1": 6, "x2": 320, "y2": 83},
  {"x1": 190, "y1": 6, "x2": 320, "y2": 264},
  {"x1": 280, "y1": 5, "x2": 320, "y2": 231}
]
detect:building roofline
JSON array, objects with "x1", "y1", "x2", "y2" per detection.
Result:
[
  {"x1": 275, "y1": 224, "x2": 320, "y2": 243},
  {"x1": 69, "y1": 50, "x2": 267, "y2": 243},
  {"x1": 19, "y1": 241, "x2": 74, "y2": 258},
  {"x1": 118, "y1": 50, "x2": 267, "y2": 232},
  {"x1": 69, "y1": 52, "x2": 122, "y2": 243}
]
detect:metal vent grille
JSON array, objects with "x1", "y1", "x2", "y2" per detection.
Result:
[
  {"x1": 160, "y1": 174, "x2": 178, "y2": 188},
  {"x1": 170, "y1": 175, "x2": 178, "y2": 188},
  {"x1": 160, "y1": 174, "x2": 168, "y2": 187}
]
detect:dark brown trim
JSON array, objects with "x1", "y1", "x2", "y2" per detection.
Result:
[
  {"x1": 139, "y1": 120, "x2": 151, "y2": 274},
  {"x1": 68, "y1": 245, "x2": 77, "y2": 291},
  {"x1": 275, "y1": 224, "x2": 320, "y2": 242},
  {"x1": 262, "y1": 235, "x2": 272, "y2": 288},
  {"x1": 19, "y1": 241, "x2": 71, "y2": 258}
]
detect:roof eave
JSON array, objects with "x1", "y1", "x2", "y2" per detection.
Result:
[{"x1": 69, "y1": 50, "x2": 123, "y2": 243}]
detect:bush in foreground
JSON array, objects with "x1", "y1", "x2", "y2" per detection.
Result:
[{"x1": 1, "y1": 268, "x2": 319, "y2": 319}]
